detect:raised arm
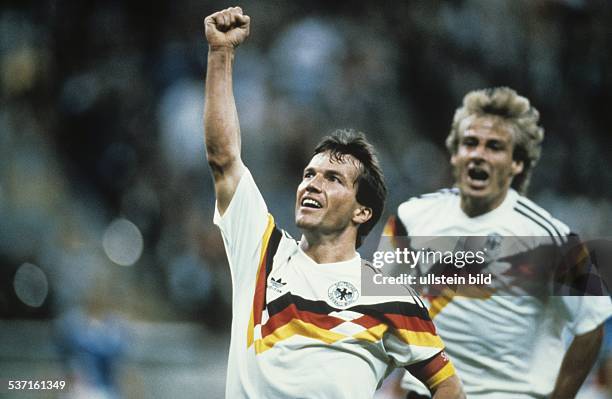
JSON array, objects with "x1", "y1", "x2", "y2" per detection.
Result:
[{"x1": 204, "y1": 7, "x2": 250, "y2": 214}]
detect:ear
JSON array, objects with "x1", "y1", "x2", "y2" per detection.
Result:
[
  {"x1": 511, "y1": 159, "x2": 524, "y2": 177},
  {"x1": 353, "y1": 206, "x2": 373, "y2": 225},
  {"x1": 450, "y1": 153, "x2": 458, "y2": 167}
]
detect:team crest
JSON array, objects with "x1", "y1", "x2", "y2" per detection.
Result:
[
  {"x1": 485, "y1": 232, "x2": 503, "y2": 259},
  {"x1": 328, "y1": 281, "x2": 359, "y2": 308}
]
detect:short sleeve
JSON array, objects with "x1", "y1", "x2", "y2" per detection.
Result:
[
  {"x1": 555, "y1": 234, "x2": 612, "y2": 335},
  {"x1": 213, "y1": 168, "x2": 270, "y2": 286},
  {"x1": 560, "y1": 295, "x2": 612, "y2": 336},
  {"x1": 381, "y1": 299, "x2": 446, "y2": 367}
]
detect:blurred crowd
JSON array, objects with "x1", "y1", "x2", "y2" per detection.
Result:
[{"x1": 1, "y1": 0, "x2": 611, "y2": 397}]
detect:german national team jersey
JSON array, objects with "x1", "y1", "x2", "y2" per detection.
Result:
[
  {"x1": 214, "y1": 169, "x2": 452, "y2": 399},
  {"x1": 386, "y1": 188, "x2": 612, "y2": 399}
]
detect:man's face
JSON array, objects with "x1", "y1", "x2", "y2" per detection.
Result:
[
  {"x1": 295, "y1": 151, "x2": 368, "y2": 236},
  {"x1": 451, "y1": 116, "x2": 523, "y2": 214}
]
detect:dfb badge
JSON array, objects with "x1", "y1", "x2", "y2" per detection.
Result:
[
  {"x1": 328, "y1": 281, "x2": 359, "y2": 308},
  {"x1": 485, "y1": 232, "x2": 503, "y2": 259}
]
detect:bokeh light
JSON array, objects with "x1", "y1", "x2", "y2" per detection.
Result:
[
  {"x1": 13, "y1": 262, "x2": 49, "y2": 308},
  {"x1": 102, "y1": 218, "x2": 144, "y2": 266}
]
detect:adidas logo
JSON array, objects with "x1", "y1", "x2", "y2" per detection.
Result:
[
  {"x1": 269, "y1": 276, "x2": 287, "y2": 293},
  {"x1": 271, "y1": 277, "x2": 286, "y2": 285}
]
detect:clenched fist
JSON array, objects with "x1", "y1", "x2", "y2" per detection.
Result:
[{"x1": 204, "y1": 7, "x2": 250, "y2": 48}]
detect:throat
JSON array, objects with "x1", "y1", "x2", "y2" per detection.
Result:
[
  {"x1": 460, "y1": 193, "x2": 506, "y2": 217},
  {"x1": 299, "y1": 234, "x2": 357, "y2": 264}
]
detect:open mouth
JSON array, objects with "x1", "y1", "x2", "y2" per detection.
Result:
[
  {"x1": 301, "y1": 198, "x2": 322, "y2": 209},
  {"x1": 467, "y1": 167, "x2": 489, "y2": 187},
  {"x1": 468, "y1": 168, "x2": 489, "y2": 181}
]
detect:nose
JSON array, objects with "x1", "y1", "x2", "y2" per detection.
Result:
[
  {"x1": 306, "y1": 174, "x2": 323, "y2": 193},
  {"x1": 467, "y1": 143, "x2": 486, "y2": 162}
]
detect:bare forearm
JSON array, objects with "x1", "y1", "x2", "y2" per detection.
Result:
[
  {"x1": 432, "y1": 375, "x2": 465, "y2": 399},
  {"x1": 204, "y1": 47, "x2": 243, "y2": 178},
  {"x1": 550, "y1": 325, "x2": 603, "y2": 399}
]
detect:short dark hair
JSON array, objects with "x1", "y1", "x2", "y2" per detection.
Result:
[{"x1": 313, "y1": 129, "x2": 387, "y2": 248}]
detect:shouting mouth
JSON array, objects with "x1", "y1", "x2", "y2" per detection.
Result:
[{"x1": 467, "y1": 167, "x2": 490, "y2": 188}]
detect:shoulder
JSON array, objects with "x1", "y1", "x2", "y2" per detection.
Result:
[
  {"x1": 509, "y1": 193, "x2": 571, "y2": 242},
  {"x1": 273, "y1": 229, "x2": 300, "y2": 258},
  {"x1": 395, "y1": 188, "x2": 459, "y2": 227},
  {"x1": 274, "y1": 228, "x2": 298, "y2": 249},
  {"x1": 398, "y1": 188, "x2": 459, "y2": 214},
  {"x1": 252, "y1": 217, "x2": 297, "y2": 259}
]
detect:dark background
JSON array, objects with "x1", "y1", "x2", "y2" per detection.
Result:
[{"x1": 1, "y1": 1, "x2": 611, "y2": 397}]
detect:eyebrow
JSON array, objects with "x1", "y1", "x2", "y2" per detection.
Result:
[
  {"x1": 462, "y1": 132, "x2": 510, "y2": 142},
  {"x1": 303, "y1": 167, "x2": 349, "y2": 183},
  {"x1": 325, "y1": 169, "x2": 345, "y2": 182},
  {"x1": 303, "y1": 166, "x2": 317, "y2": 176}
]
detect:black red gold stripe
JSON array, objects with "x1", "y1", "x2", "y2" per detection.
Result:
[
  {"x1": 247, "y1": 215, "x2": 281, "y2": 348},
  {"x1": 262, "y1": 303, "x2": 346, "y2": 337},
  {"x1": 256, "y1": 291, "x2": 442, "y2": 351},
  {"x1": 406, "y1": 351, "x2": 456, "y2": 389}
]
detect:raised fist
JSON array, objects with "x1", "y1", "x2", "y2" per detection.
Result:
[{"x1": 204, "y1": 7, "x2": 250, "y2": 48}]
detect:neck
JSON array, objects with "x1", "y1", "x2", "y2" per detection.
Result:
[
  {"x1": 460, "y1": 190, "x2": 509, "y2": 217},
  {"x1": 299, "y1": 230, "x2": 358, "y2": 264}
]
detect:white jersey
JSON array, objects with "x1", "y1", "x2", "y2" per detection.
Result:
[
  {"x1": 214, "y1": 169, "x2": 449, "y2": 399},
  {"x1": 388, "y1": 188, "x2": 612, "y2": 399}
]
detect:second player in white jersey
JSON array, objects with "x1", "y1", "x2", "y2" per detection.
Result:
[
  {"x1": 382, "y1": 87, "x2": 611, "y2": 398},
  {"x1": 387, "y1": 188, "x2": 611, "y2": 398}
]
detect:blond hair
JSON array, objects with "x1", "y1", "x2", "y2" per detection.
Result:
[{"x1": 446, "y1": 87, "x2": 544, "y2": 194}]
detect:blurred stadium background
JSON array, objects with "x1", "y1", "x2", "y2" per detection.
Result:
[{"x1": 1, "y1": 0, "x2": 611, "y2": 398}]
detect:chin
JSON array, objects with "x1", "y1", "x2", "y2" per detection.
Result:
[
  {"x1": 464, "y1": 187, "x2": 490, "y2": 198},
  {"x1": 459, "y1": 184, "x2": 483, "y2": 196},
  {"x1": 460, "y1": 186, "x2": 497, "y2": 206},
  {"x1": 295, "y1": 217, "x2": 316, "y2": 230}
]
